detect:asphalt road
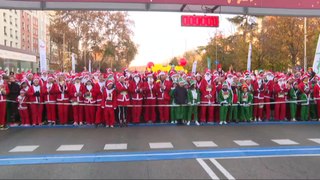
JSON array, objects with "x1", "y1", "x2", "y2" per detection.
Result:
[{"x1": 0, "y1": 122, "x2": 320, "y2": 179}]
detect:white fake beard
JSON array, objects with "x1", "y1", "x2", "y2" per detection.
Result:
[
  {"x1": 148, "y1": 78, "x2": 154, "y2": 84},
  {"x1": 86, "y1": 85, "x2": 92, "y2": 91},
  {"x1": 93, "y1": 76, "x2": 99, "y2": 81},
  {"x1": 267, "y1": 75, "x2": 273, "y2": 81},
  {"x1": 134, "y1": 77, "x2": 140, "y2": 83},
  {"x1": 227, "y1": 78, "x2": 233, "y2": 85},
  {"x1": 205, "y1": 75, "x2": 211, "y2": 81}
]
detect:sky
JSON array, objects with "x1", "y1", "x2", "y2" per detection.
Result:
[{"x1": 128, "y1": 12, "x2": 236, "y2": 67}]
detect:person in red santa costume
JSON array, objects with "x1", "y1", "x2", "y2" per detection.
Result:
[
  {"x1": 17, "y1": 89, "x2": 30, "y2": 126},
  {"x1": 264, "y1": 72, "x2": 274, "y2": 121},
  {"x1": 274, "y1": 75, "x2": 289, "y2": 121},
  {"x1": 69, "y1": 75, "x2": 85, "y2": 126},
  {"x1": 0, "y1": 71, "x2": 9, "y2": 128},
  {"x1": 253, "y1": 75, "x2": 266, "y2": 122},
  {"x1": 116, "y1": 73, "x2": 130, "y2": 127},
  {"x1": 94, "y1": 73, "x2": 106, "y2": 126},
  {"x1": 83, "y1": 79, "x2": 96, "y2": 125},
  {"x1": 24, "y1": 71, "x2": 33, "y2": 87},
  {"x1": 56, "y1": 73, "x2": 70, "y2": 125},
  {"x1": 129, "y1": 71, "x2": 144, "y2": 124},
  {"x1": 143, "y1": 72, "x2": 157, "y2": 123},
  {"x1": 101, "y1": 80, "x2": 117, "y2": 128},
  {"x1": 40, "y1": 71, "x2": 48, "y2": 85},
  {"x1": 155, "y1": 71, "x2": 172, "y2": 123},
  {"x1": 42, "y1": 75, "x2": 58, "y2": 125},
  {"x1": 27, "y1": 75, "x2": 44, "y2": 126},
  {"x1": 199, "y1": 69, "x2": 216, "y2": 123}
]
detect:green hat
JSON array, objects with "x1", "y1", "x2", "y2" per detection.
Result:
[
  {"x1": 222, "y1": 81, "x2": 228, "y2": 87},
  {"x1": 178, "y1": 77, "x2": 186, "y2": 85},
  {"x1": 190, "y1": 79, "x2": 196, "y2": 86}
]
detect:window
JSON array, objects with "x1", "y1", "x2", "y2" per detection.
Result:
[
  {"x1": 15, "y1": 18, "x2": 17, "y2": 27},
  {"x1": 10, "y1": 41, "x2": 12, "y2": 47},
  {"x1": 9, "y1": 15, "x2": 12, "y2": 25},
  {"x1": 4, "y1": 26, "x2": 6, "y2": 34},
  {"x1": 4, "y1": 40, "x2": 7, "y2": 46},
  {"x1": 14, "y1": 10, "x2": 17, "y2": 14},
  {"x1": 3, "y1": 13, "x2": 6, "y2": 22},
  {"x1": 10, "y1": 28, "x2": 12, "y2": 38},
  {"x1": 15, "y1": 42, "x2": 18, "y2": 47}
]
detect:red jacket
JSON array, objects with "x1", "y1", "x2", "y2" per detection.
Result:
[
  {"x1": 143, "y1": 82, "x2": 156, "y2": 100},
  {"x1": 42, "y1": 82, "x2": 58, "y2": 102},
  {"x1": 253, "y1": 81, "x2": 265, "y2": 99},
  {"x1": 0, "y1": 83, "x2": 9, "y2": 101},
  {"x1": 101, "y1": 88, "x2": 117, "y2": 109},
  {"x1": 69, "y1": 83, "x2": 86, "y2": 102},
  {"x1": 155, "y1": 80, "x2": 172, "y2": 101},
  {"x1": 93, "y1": 81, "x2": 106, "y2": 103},
  {"x1": 27, "y1": 84, "x2": 44, "y2": 103},
  {"x1": 265, "y1": 80, "x2": 274, "y2": 99},
  {"x1": 56, "y1": 82, "x2": 70, "y2": 102},
  {"x1": 129, "y1": 80, "x2": 144, "y2": 101},
  {"x1": 274, "y1": 83, "x2": 288, "y2": 100},
  {"x1": 115, "y1": 82, "x2": 130, "y2": 105},
  {"x1": 17, "y1": 95, "x2": 28, "y2": 110},
  {"x1": 83, "y1": 84, "x2": 96, "y2": 104},
  {"x1": 313, "y1": 83, "x2": 320, "y2": 101},
  {"x1": 199, "y1": 79, "x2": 216, "y2": 103}
]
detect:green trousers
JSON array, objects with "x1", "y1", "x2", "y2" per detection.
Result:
[
  {"x1": 241, "y1": 106, "x2": 251, "y2": 122},
  {"x1": 170, "y1": 105, "x2": 176, "y2": 122},
  {"x1": 220, "y1": 105, "x2": 228, "y2": 122},
  {"x1": 229, "y1": 105, "x2": 238, "y2": 122},
  {"x1": 289, "y1": 103, "x2": 297, "y2": 119},
  {"x1": 175, "y1": 105, "x2": 186, "y2": 120},
  {"x1": 301, "y1": 105, "x2": 309, "y2": 121},
  {"x1": 249, "y1": 106, "x2": 253, "y2": 120},
  {"x1": 310, "y1": 103, "x2": 317, "y2": 119},
  {"x1": 187, "y1": 105, "x2": 198, "y2": 121}
]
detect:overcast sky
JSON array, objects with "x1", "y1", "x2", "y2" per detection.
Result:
[{"x1": 128, "y1": 12, "x2": 236, "y2": 67}]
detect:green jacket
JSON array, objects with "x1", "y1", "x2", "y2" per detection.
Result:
[
  {"x1": 187, "y1": 89, "x2": 200, "y2": 105},
  {"x1": 300, "y1": 93, "x2": 309, "y2": 105},
  {"x1": 288, "y1": 88, "x2": 298, "y2": 101},
  {"x1": 240, "y1": 92, "x2": 253, "y2": 104},
  {"x1": 218, "y1": 89, "x2": 232, "y2": 105}
]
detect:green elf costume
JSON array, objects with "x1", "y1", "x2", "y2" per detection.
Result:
[
  {"x1": 229, "y1": 82, "x2": 241, "y2": 123},
  {"x1": 240, "y1": 83, "x2": 253, "y2": 122},
  {"x1": 218, "y1": 82, "x2": 232, "y2": 125},
  {"x1": 187, "y1": 80, "x2": 200, "y2": 126},
  {"x1": 170, "y1": 72, "x2": 179, "y2": 124},
  {"x1": 288, "y1": 82, "x2": 299, "y2": 121},
  {"x1": 300, "y1": 86, "x2": 310, "y2": 121}
]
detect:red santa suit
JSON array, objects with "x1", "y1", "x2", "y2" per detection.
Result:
[
  {"x1": 129, "y1": 75, "x2": 144, "y2": 123},
  {"x1": 17, "y1": 91, "x2": 30, "y2": 126},
  {"x1": 42, "y1": 80, "x2": 58, "y2": 124},
  {"x1": 274, "y1": 78, "x2": 289, "y2": 121},
  {"x1": 101, "y1": 81, "x2": 117, "y2": 127},
  {"x1": 115, "y1": 75, "x2": 130, "y2": 125},
  {"x1": 83, "y1": 81, "x2": 96, "y2": 125},
  {"x1": 143, "y1": 74, "x2": 157, "y2": 123},
  {"x1": 56, "y1": 81, "x2": 70, "y2": 125},
  {"x1": 94, "y1": 80, "x2": 105, "y2": 125},
  {"x1": 69, "y1": 80, "x2": 85, "y2": 125},
  {"x1": 253, "y1": 78, "x2": 265, "y2": 121},
  {"x1": 27, "y1": 81, "x2": 44, "y2": 125},
  {"x1": 264, "y1": 79, "x2": 274, "y2": 120},
  {"x1": 199, "y1": 72, "x2": 216, "y2": 123},
  {"x1": 0, "y1": 82, "x2": 9, "y2": 126},
  {"x1": 155, "y1": 74, "x2": 172, "y2": 123}
]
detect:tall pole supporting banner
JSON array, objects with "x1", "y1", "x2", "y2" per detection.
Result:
[
  {"x1": 247, "y1": 43, "x2": 252, "y2": 72},
  {"x1": 304, "y1": 17, "x2": 307, "y2": 72},
  {"x1": 39, "y1": 39, "x2": 47, "y2": 72},
  {"x1": 312, "y1": 34, "x2": 320, "y2": 75},
  {"x1": 72, "y1": 53, "x2": 76, "y2": 72}
]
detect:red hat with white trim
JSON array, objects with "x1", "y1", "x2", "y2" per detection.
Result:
[
  {"x1": 33, "y1": 75, "x2": 40, "y2": 81},
  {"x1": 106, "y1": 80, "x2": 113, "y2": 87}
]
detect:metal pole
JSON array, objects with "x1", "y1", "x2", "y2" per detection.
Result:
[{"x1": 304, "y1": 17, "x2": 307, "y2": 72}]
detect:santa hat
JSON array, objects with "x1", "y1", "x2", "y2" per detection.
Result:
[
  {"x1": 73, "y1": 73, "x2": 82, "y2": 81},
  {"x1": 117, "y1": 73, "x2": 125, "y2": 79},
  {"x1": 20, "y1": 89, "x2": 26, "y2": 94},
  {"x1": 170, "y1": 70, "x2": 177, "y2": 77},
  {"x1": 48, "y1": 75, "x2": 54, "y2": 80},
  {"x1": 242, "y1": 83, "x2": 248, "y2": 90},
  {"x1": 217, "y1": 64, "x2": 222, "y2": 69},
  {"x1": 26, "y1": 71, "x2": 33, "y2": 77},
  {"x1": 106, "y1": 80, "x2": 113, "y2": 87},
  {"x1": 195, "y1": 72, "x2": 202, "y2": 77},
  {"x1": 15, "y1": 74, "x2": 23, "y2": 82},
  {"x1": 205, "y1": 69, "x2": 211, "y2": 75},
  {"x1": 158, "y1": 71, "x2": 166, "y2": 77},
  {"x1": 33, "y1": 75, "x2": 40, "y2": 81},
  {"x1": 146, "y1": 72, "x2": 153, "y2": 77},
  {"x1": 0, "y1": 70, "x2": 5, "y2": 76}
]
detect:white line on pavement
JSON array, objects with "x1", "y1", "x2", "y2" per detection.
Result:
[
  {"x1": 210, "y1": 159, "x2": 235, "y2": 180},
  {"x1": 56, "y1": 145, "x2": 84, "y2": 151},
  {"x1": 196, "y1": 158, "x2": 219, "y2": 180},
  {"x1": 9, "y1": 145, "x2": 39, "y2": 152}
]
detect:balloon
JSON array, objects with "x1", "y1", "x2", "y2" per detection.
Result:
[
  {"x1": 147, "y1": 62, "x2": 154, "y2": 69},
  {"x1": 179, "y1": 58, "x2": 187, "y2": 67}
]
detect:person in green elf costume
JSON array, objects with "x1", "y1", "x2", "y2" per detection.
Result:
[
  {"x1": 218, "y1": 81, "x2": 232, "y2": 125},
  {"x1": 240, "y1": 83, "x2": 253, "y2": 122},
  {"x1": 300, "y1": 86, "x2": 310, "y2": 121},
  {"x1": 187, "y1": 79, "x2": 200, "y2": 126},
  {"x1": 170, "y1": 71, "x2": 179, "y2": 124},
  {"x1": 229, "y1": 82, "x2": 241, "y2": 123},
  {"x1": 288, "y1": 81, "x2": 299, "y2": 121}
]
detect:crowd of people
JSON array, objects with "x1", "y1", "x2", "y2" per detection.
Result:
[{"x1": 0, "y1": 65, "x2": 318, "y2": 128}]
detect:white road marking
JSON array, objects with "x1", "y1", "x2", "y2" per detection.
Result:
[
  {"x1": 271, "y1": 139, "x2": 299, "y2": 145},
  {"x1": 149, "y1": 142, "x2": 173, "y2": 149},
  {"x1": 104, "y1": 144, "x2": 128, "y2": 150},
  {"x1": 193, "y1": 141, "x2": 218, "y2": 148},
  {"x1": 308, "y1": 138, "x2": 320, "y2": 144},
  {"x1": 210, "y1": 159, "x2": 235, "y2": 180},
  {"x1": 56, "y1": 145, "x2": 84, "y2": 151},
  {"x1": 196, "y1": 158, "x2": 220, "y2": 180},
  {"x1": 9, "y1": 145, "x2": 39, "y2": 152},
  {"x1": 233, "y1": 140, "x2": 259, "y2": 146}
]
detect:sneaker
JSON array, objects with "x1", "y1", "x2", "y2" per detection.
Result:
[
  {"x1": 292, "y1": 118, "x2": 296, "y2": 122},
  {"x1": 219, "y1": 121, "x2": 223, "y2": 125},
  {"x1": 187, "y1": 121, "x2": 190, "y2": 126},
  {"x1": 258, "y1": 118, "x2": 262, "y2": 122},
  {"x1": 73, "y1": 122, "x2": 78, "y2": 126},
  {"x1": 25, "y1": 124, "x2": 30, "y2": 127},
  {"x1": 32, "y1": 124, "x2": 36, "y2": 126},
  {"x1": 224, "y1": 121, "x2": 227, "y2": 125},
  {"x1": 171, "y1": 121, "x2": 175, "y2": 124},
  {"x1": 110, "y1": 125, "x2": 114, "y2": 128},
  {"x1": 79, "y1": 122, "x2": 83, "y2": 126},
  {"x1": 106, "y1": 125, "x2": 109, "y2": 128},
  {"x1": 195, "y1": 121, "x2": 200, "y2": 126}
]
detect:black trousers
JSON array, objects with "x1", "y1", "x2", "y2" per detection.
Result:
[
  {"x1": 118, "y1": 106, "x2": 127, "y2": 124},
  {"x1": 7, "y1": 101, "x2": 19, "y2": 123}
]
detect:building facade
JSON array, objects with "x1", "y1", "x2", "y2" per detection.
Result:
[{"x1": 0, "y1": 9, "x2": 49, "y2": 73}]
